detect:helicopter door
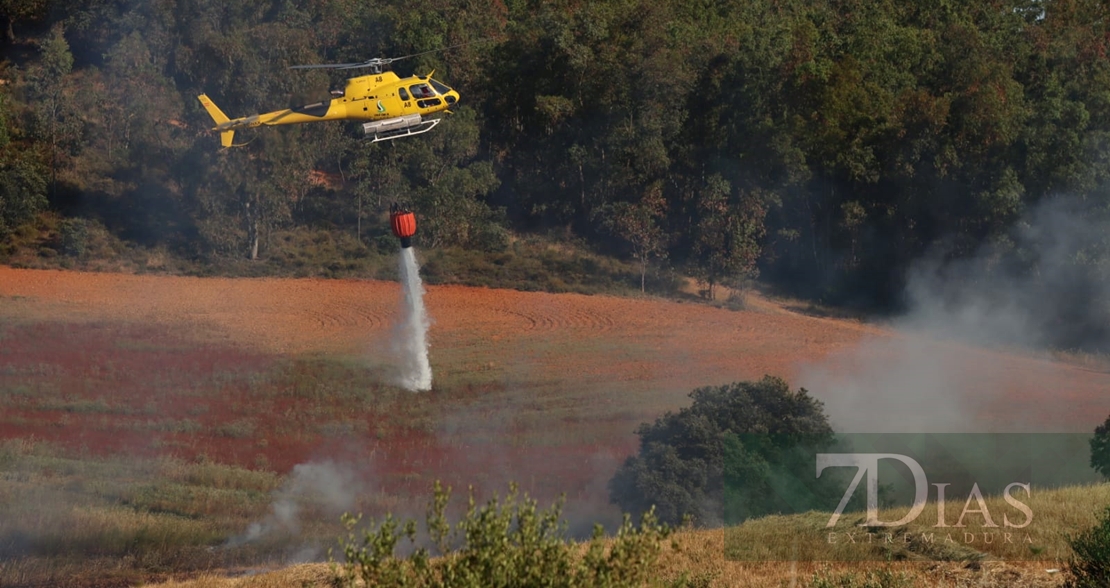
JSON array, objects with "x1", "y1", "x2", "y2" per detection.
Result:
[{"x1": 398, "y1": 87, "x2": 410, "y2": 101}]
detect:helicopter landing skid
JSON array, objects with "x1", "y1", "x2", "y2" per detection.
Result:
[{"x1": 368, "y1": 119, "x2": 441, "y2": 143}]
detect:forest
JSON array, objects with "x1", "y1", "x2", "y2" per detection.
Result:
[{"x1": 2, "y1": 0, "x2": 1110, "y2": 343}]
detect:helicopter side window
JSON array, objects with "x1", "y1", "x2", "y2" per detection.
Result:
[
  {"x1": 409, "y1": 83, "x2": 434, "y2": 99},
  {"x1": 398, "y1": 87, "x2": 410, "y2": 101}
]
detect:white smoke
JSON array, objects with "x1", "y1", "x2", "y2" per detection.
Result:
[
  {"x1": 227, "y1": 460, "x2": 361, "y2": 551},
  {"x1": 796, "y1": 196, "x2": 1110, "y2": 434},
  {"x1": 393, "y1": 247, "x2": 433, "y2": 391}
]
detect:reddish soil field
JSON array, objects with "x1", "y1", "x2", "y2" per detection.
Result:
[
  {"x1": 2, "y1": 265, "x2": 1109, "y2": 511},
  {"x1": 0, "y1": 266, "x2": 886, "y2": 389}
]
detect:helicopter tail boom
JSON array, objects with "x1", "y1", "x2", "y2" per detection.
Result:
[{"x1": 197, "y1": 94, "x2": 237, "y2": 148}]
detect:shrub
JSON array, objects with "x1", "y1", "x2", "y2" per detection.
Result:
[
  {"x1": 58, "y1": 217, "x2": 88, "y2": 258},
  {"x1": 331, "y1": 480, "x2": 668, "y2": 588},
  {"x1": 1064, "y1": 505, "x2": 1110, "y2": 588},
  {"x1": 608, "y1": 375, "x2": 836, "y2": 527}
]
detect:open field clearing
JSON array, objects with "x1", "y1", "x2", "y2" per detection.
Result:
[
  {"x1": 3, "y1": 266, "x2": 1110, "y2": 586},
  {"x1": 3, "y1": 266, "x2": 1108, "y2": 434}
]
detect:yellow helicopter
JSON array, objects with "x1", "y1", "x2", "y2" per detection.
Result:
[{"x1": 197, "y1": 50, "x2": 460, "y2": 148}]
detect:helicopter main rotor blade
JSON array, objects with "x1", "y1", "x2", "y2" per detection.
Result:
[
  {"x1": 382, "y1": 41, "x2": 482, "y2": 64},
  {"x1": 289, "y1": 60, "x2": 390, "y2": 70},
  {"x1": 289, "y1": 63, "x2": 359, "y2": 69},
  {"x1": 288, "y1": 40, "x2": 487, "y2": 71}
]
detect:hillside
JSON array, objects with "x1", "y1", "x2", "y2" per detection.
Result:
[{"x1": 5, "y1": 0, "x2": 1110, "y2": 330}]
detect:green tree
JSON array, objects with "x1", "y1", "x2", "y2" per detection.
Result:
[
  {"x1": 690, "y1": 175, "x2": 767, "y2": 300},
  {"x1": 0, "y1": 149, "x2": 48, "y2": 239},
  {"x1": 0, "y1": 93, "x2": 48, "y2": 239},
  {"x1": 1090, "y1": 414, "x2": 1110, "y2": 479},
  {"x1": 603, "y1": 184, "x2": 668, "y2": 293},
  {"x1": 191, "y1": 138, "x2": 299, "y2": 261},
  {"x1": 26, "y1": 23, "x2": 79, "y2": 198},
  {"x1": 608, "y1": 375, "x2": 835, "y2": 527}
]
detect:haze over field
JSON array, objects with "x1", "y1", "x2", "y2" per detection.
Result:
[{"x1": 798, "y1": 197, "x2": 1110, "y2": 434}]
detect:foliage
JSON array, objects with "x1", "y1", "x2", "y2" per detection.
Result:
[
  {"x1": 331, "y1": 480, "x2": 669, "y2": 588},
  {"x1": 0, "y1": 148, "x2": 47, "y2": 238},
  {"x1": 0, "y1": 93, "x2": 47, "y2": 238},
  {"x1": 601, "y1": 185, "x2": 669, "y2": 293},
  {"x1": 57, "y1": 216, "x2": 87, "y2": 257},
  {"x1": 689, "y1": 176, "x2": 767, "y2": 300},
  {"x1": 2, "y1": 0, "x2": 1110, "y2": 323},
  {"x1": 1091, "y1": 414, "x2": 1110, "y2": 479},
  {"x1": 1064, "y1": 505, "x2": 1110, "y2": 588},
  {"x1": 608, "y1": 375, "x2": 835, "y2": 527}
]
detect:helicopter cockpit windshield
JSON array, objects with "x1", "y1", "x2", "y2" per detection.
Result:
[
  {"x1": 429, "y1": 79, "x2": 452, "y2": 95},
  {"x1": 409, "y1": 79, "x2": 458, "y2": 107},
  {"x1": 429, "y1": 79, "x2": 457, "y2": 105}
]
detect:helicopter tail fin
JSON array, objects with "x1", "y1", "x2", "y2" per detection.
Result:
[
  {"x1": 218, "y1": 129, "x2": 236, "y2": 148},
  {"x1": 197, "y1": 94, "x2": 236, "y2": 148}
]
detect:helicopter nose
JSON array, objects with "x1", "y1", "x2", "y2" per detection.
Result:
[{"x1": 445, "y1": 91, "x2": 458, "y2": 105}]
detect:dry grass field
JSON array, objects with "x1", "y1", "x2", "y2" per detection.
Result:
[{"x1": 2, "y1": 265, "x2": 1110, "y2": 586}]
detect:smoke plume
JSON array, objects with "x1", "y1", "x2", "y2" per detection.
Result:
[
  {"x1": 227, "y1": 460, "x2": 361, "y2": 555},
  {"x1": 796, "y1": 196, "x2": 1110, "y2": 434}
]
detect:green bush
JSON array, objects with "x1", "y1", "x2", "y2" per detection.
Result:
[
  {"x1": 58, "y1": 217, "x2": 89, "y2": 258},
  {"x1": 1064, "y1": 505, "x2": 1110, "y2": 588},
  {"x1": 608, "y1": 376, "x2": 836, "y2": 527},
  {"x1": 331, "y1": 481, "x2": 668, "y2": 588}
]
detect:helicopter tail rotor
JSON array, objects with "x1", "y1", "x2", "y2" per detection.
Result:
[{"x1": 197, "y1": 94, "x2": 237, "y2": 148}]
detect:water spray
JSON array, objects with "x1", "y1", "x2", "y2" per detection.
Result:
[{"x1": 390, "y1": 203, "x2": 433, "y2": 391}]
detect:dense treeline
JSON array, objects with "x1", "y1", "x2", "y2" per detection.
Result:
[{"x1": 3, "y1": 0, "x2": 1110, "y2": 315}]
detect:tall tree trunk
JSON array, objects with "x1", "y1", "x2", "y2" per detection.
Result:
[
  {"x1": 245, "y1": 199, "x2": 259, "y2": 260},
  {"x1": 50, "y1": 105, "x2": 57, "y2": 198},
  {"x1": 639, "y1": 253, "x2": 647, "y2": 293},
  {"x1": 106, "y1": 115, "x2": 113, "y2": 161}
]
